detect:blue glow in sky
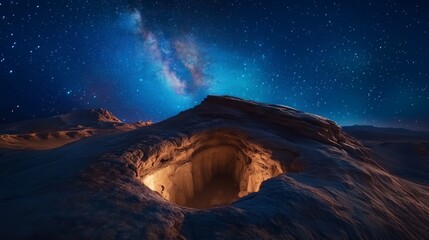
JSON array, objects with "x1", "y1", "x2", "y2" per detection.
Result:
[
  {"x1": 87, "y1": 9, "x2": 273, "y2": 122},
  {"x1": 1, "y1": 1, "x2": 428, "y2": 130}
]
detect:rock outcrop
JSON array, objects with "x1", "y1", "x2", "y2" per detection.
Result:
[{"x1": 0, "y1": 96, "x2": 428, "y2": 239}]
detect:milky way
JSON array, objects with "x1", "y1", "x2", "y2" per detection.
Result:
[
  {"x1": 0, "y1": 1, "x2": 428, "y2": 129},
  {"x1": 131, "y1": 9, "x2": 209, "y2": 95}
]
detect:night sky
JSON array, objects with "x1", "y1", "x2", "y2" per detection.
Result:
[{"x1": 1, "y1": 1, "x2": 428, "y2": 129}]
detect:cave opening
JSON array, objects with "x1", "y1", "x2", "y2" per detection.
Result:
[{"x1": 141, "y1": 131, "x2": 284, "y2": 209}]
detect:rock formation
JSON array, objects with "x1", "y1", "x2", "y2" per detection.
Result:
[{"x1": 0, "y1": 96, "x2": 428, "y2": 239}]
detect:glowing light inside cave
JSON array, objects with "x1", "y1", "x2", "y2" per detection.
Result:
[{"x1": 141, "y1": 131, "x2": 285, "y2": 209}]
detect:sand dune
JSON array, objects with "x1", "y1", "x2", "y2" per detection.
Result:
[
  {"x1": 0, "y1": 108, "x2": 151, "y2": 150},
  {"x1": 344, "y1": 125, "x2": 429, "y2": 185}
]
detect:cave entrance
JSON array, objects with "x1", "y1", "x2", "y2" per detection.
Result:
[{"x1": 141, "y1": 131, "x2": 284, "y2": 209}]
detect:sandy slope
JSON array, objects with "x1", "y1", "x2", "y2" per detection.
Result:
[
  {"x1": 0, "y1": 96, "x2": 428, "y2": 239},
  {"x1": 344, "y1": 126, "x2": 429, "y2": 185},
  {"x1": 0, "y1": 108, "x2": 151, "y2": 150}
]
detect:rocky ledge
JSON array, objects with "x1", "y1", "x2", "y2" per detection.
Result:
[{"x1": 0, "y1": 96, "x2": 428, "y2": 239}]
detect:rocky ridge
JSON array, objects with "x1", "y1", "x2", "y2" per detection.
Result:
[{"x1": 0, "y1": 96, "x2": 428, "y2": 239}]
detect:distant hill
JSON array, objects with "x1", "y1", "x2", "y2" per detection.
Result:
[{"x1": 0, "y1": 108, "x2": 151, "y2": 150}]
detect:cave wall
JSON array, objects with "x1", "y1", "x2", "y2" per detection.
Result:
[{"x1": 141, "y1": 130, "x2": 285, "y2": 207}]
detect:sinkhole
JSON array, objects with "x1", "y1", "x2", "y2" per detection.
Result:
[{"x1": 141, "y1": 130, "x2": 284, "y2": 209}]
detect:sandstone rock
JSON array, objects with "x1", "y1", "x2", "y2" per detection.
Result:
[{"x1": 0, "y1": 96, "x2": 428, "y2": 239}]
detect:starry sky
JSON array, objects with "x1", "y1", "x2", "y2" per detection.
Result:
[{"x1": 1, "y1": 0, "x2": 428, "y2": 129}]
